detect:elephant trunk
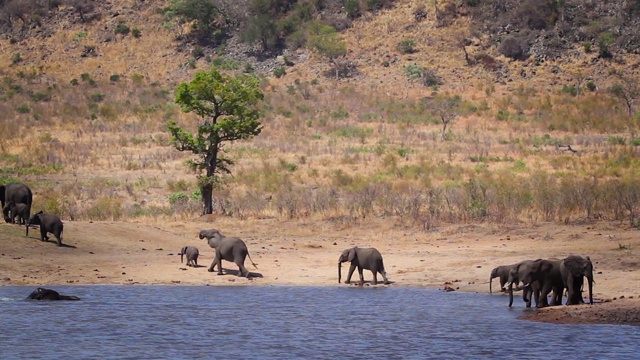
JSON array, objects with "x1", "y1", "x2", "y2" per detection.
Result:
[
  {"x1": 489, "y1": 275, "x2": 493, "y2": 293},
  {"x1": 587, "y1": 273, "x2": 594, "y2": 305},
  {"x1": 508, "y1": 282, "x2": 514, "y2": 307},
  {"x1": 338, "y1": 262, "x2": 342, "y2": 283},
  {"x1": 181, "y1": 252, "x2": 184, "y2": 264}
]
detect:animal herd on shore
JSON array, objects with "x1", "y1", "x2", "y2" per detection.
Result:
[{"x1": 3, "y1": 182, "x2": 594, "y2": 306}]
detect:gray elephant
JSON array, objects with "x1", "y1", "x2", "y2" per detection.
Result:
[
  {"x1": 199, "y1": 229, "x2": 258, "y2": 277},
  {"x1": 2, "y1": 201, "x2": 30, "y2": 225},
  {"x1": 26, "y1": 287, "x2": 80, "y2": 301},
  {"x1": 520, "y1": 258, "x2": 564, "y2": 308},
  {"x1": 338, "y1": 247, "x2": 390, "y2": 285},
  {"x1": 560, "y1": 255, "x2": 594, "y2": 305},
  {"x1": 26, "y1": 211, "x2": 64, "y2": 246},
  {"x1": 506, "y1": 259, "x2": 541, "y2": 308},
  {"x1": 1, "y1": 183, "x2": 32, "y2": 223},
  {"x1": 489, "y1": 264, "x2": 515, "y2": 293},
  {"x1": 180, "y1": 246, "x2": 199, "y2": 267}
]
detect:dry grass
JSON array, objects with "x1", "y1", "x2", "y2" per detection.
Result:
[{"x1": 1, "y1": 0, "x2": 640, "y2": 228}]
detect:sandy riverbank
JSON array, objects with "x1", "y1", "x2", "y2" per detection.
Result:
[{"x1": 1, "y1": 216, "x2": 638, "y2": 325}]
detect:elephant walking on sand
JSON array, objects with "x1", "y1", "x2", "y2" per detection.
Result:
[
  {"x1": 489, "y1": 264, "x2": 515, "y2": 293},
  {"x1": 26, "y1": 211, "x2": 64, "y2": 246},
  {"x1": 180, "y1": 246, "x2": 199, "y2": 267},
  {"x1": 338, "y1": 247, "x2": 390, "y2": 285},
  {"x1": 199, "y1": 229, "x2": 257, "y2": 277}
]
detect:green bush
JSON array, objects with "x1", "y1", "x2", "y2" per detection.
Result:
[
  {"x1": 12, "y1": 53, "x2": 22, "y2": 64},
  {"x1": 16, "y1": 104, "x2": 30, "y2": 113},
  {"x1": 110, "y1": 74, "x2": 121, "y2": 82},
  {"x1": 90, "y1": 93, "x2": 105, "y2": 102},
  {"x1": 115, "y1": 23, "x2": 131, "y2": 35},
  {"x1": 273, "y1": 67, "x2": 286, "y2": 78},
  {"x1": 132, "y1": 28, "x2": 141, "y2": 38},
  {"x1": 168, "y1": 192, "x2": 189, "y2": 205},
  {"x1": 396, "y1": 38, "x2": 417, "y2": 54}
]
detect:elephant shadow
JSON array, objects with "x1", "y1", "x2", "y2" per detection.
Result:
[
  {"x1": 25, "y1": 235, "x2": 77, "y2": 248},
  {"x1": 348, "y1": 280, "x2": 395, "y2": 286},
  {"x1": 220, "y1": 268, "x2": 264, "y2": 279}
]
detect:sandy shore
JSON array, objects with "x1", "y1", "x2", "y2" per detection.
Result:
[{"x1": 1, "y1": 216, "x2": 638, "y2": 325}]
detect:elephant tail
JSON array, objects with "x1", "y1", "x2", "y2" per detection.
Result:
[{"x1": 247, "y1": 252, "x2": 258, "y2": 269}]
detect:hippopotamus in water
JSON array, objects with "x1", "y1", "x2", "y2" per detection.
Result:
[{"x1": 26, "y1": 288, "x2": 80, "y2": 301}]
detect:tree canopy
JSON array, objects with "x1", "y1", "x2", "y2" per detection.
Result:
[{"x1": 166, "y1": 67, "x2": 264, "y2": 214}]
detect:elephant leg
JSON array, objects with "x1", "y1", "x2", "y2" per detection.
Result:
[
  {"x1": 566, "y1": 276, "x2": 575, "y2": 305},
  {"x1": 345, "y1": 264, "x2": 356, "y2": 284},
  {"x1": 371, "y1": 271, "x2": 378, "y2": 285},
  {"x1": 39, "y1": 227, "x2": 47, "y2": 242},
  {"x1": 523, "y1": 287, "x2": 532, "y2": 308},
  {"x1": 207, "y1": 255, "x2": 219, "y2": 273},
  {"x1": 357, "y1": 266, "x2": 364, "y2": 283},
  {"x1": 54, "y1": 232, "x2": 62, "y2": 246},
  {"x1": 237, "y1": 262, "x2": 249, "y2": 278},
  {"x1": 380, "y1": 270, "x2": 390, "y2": 284}
]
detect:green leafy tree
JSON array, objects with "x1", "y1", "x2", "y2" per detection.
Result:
[
  {"x1": 243, "y1": 13, "x2": 279, "y2": 51},
  {"x1": 308, "y1": 24, "x2": 348, "y2": 79},
  {"x1": 166, "y1": 67, "x2": 264, "y2": 214},
  {"x1": 165, "y1": 0, "x2": 235, "y2": 44},
  {"x1": 609, "y1": 76, "x2": 639, "y2": 116}
]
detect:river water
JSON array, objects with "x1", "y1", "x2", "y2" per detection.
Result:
[{"x1": 0, "y1": 286, "x2": 637, "y2": 359}]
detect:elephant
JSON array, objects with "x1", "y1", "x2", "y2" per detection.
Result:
[
  {"x1": 506, "y1": 259, "x2": 542, "y2": 308},
  {"x1": 26, "y1": 287, "x2": 80, "y2": 301},
  {"x1": 2, "y1": 201, "x2": 30, "y2": 225},
  {"x1": 199, "y1": 229, "x2": 258, "y2": 277},
  {"x1": 26, "y1": 211, "x2": 64, "y2": 246},
  {"x1": 489, "y1": 264, "x2": 515, "y2": 293},
  {"x1": 520, "y1": 258, "x2": 564, "y2": 308},
  {"x1": 0, "y1": 183, "x2": 32, "y2": 223},
  {"x1": 180, "y1": 246, "x2": 199, "y2": 267},
  {"x1": 338, "y1": 247, "x2": 390, "y2": 285},
  {"x1": 560, "y1": 255, "x2": 594, "y2": 305}
]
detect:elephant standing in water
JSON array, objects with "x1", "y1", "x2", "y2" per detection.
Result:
[
  {"x1": 199, "y1": 229, "x2": 258, "y2": 277},
  {"x1": 1, "y1": 183, "x2": 32, "y2": 223},
  {"x1": 26, "y1": 211, "x2": 64, "y2": 246},
  {"x1": 27, "y1": 288, "x2": 80, "y2": 300},
  {"x1": 520, "y1": 258, "x2": 564, "y2": 308},
  {"x1": 489, "y1": 264, "x2": 515, "y2": 293},
  {"x1": 560, "y1": 255, "x2": 594, "y2": 305},
  {"x1": 2, "y1": 201, "x2": 30, "y2": 225},
  {"x1": 506, "y1": 259, "x2": 541, "y2": 308},
  {"x1": 338, "y1": 247, "x2": 390, "y2": 285},
  {"x1": 180, "y1": 246, "x2": 199, "y2": 267}
]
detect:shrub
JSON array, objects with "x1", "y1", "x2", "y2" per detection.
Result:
[
  {"x1": 499, "y1": 36, "x2": 528, "y2": 60},
  {"x1": 115, "y1": 23, "x2": 130, "y2": 35},
  {"x1": 86, "y1": 198, "x2": 124, "y2": 221},
  {"x1": 396, "y1": 38, "x2": 417, "y2": 54},
  {"x1": 168, "y1": 192, "x2": 189, "y2": 205},
  {"x1": 16, "y1": 104, "x2": 30, "y2": 113},
  {"x1": 11, "y1": 53, "x2": 22, "y2": 64},
  {"x1": 70, "y1": 78, "x2": 79, "y2": 85},
  {"x1": 90, "y1": 93, "x2": 105, "y2": 102},
  {"x1": 132, "y1": 28, "x2": 141, "y2": 38},
  {"x1": 110, "y1": 74, "x2": 121, "y2": 82},
  {"x1": 274, "y1": 67, "x2": 286, "y2": 78},
  {"x1": 586, "y1": 81, "x2": 596, "y2": 91}
]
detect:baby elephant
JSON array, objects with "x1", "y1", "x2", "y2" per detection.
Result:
[
  {"x1": 338, "y1": 246, "x2": 390, "y2": 285},
  {"x1": 26, "y1": 211, "x2": 64, "y2": 246},
  {"x1": 2, "y1": 201, "x2": 30, "y2": 225},
  {"x1": 180, "y1": 246, "x2": 199, "y2": 267},
  {"x1": 27, "y1": 287, "x2": 80, "y2": 301}
]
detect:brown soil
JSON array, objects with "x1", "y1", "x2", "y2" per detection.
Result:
[{"x1": 1, "y1": 217, "x2": 638, "y2": 326}]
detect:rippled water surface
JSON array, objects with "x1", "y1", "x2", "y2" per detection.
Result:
[{"x1": 0, "y1": 286, "x2": 637, "y2": 359}]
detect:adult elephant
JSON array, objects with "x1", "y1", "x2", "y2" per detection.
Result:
[
  {"x1": 506, "y1": 259, "x2": 541, "y2": 308},
  {"x1": 338, "y1": 247, "x2": 390, "y2": 285},
  {"x1": 489, "y1": 263, "x2": 515, "y2": 293},
  {"x1": 199, "y1": 229, "x2": 258, "y2": 277},
  {"x1": 0, "y1": 183, "x2": 32, "y2": 223},
  {"x1": 26, "y1": 287, "x2": 80, "y2": 300},
  {"x1": 560, "y1": 255, "x2": 594, "y2": 305},
  {"x1": 521, "y1": 258, "x2": 564, "y2": 308}
]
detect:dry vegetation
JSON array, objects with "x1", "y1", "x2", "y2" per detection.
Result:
[{"x1": 1, "y1": 0, "x2": 640, "y2": 232}]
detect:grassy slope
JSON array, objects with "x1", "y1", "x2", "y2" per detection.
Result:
[{"x1": 0, "y1": 0, "x2": 639, "y2": 225}]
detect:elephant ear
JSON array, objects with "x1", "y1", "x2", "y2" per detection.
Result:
[
  {"x1": 563, "y1": 256, "x2": 585, "y2": 277},
  {"x1": 347, "y1": 248, "x2": 356, "y2": 262}
]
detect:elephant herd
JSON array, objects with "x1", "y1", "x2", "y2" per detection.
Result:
[
  {"x1": 1, "y1": 182, "x2": 64, "y2": 246},
  {"x1": 490, "y1": 255, "x2": 594, "y2": 308},
  {"x1": 180, "y1": 228, "x2": 390, "y2": 285}
]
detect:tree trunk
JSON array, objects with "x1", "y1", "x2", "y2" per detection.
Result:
[
  {"x1": 201, "y1": 183, "x2": 213, "y2": 215},
  {"x1": 441, "y1": 120, "x2": 448, "y2": 141}
]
